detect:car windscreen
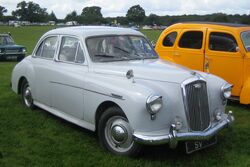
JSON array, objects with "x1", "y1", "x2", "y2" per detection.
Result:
[
  {"x1": 86, "y1": 35, "x2": 158, "y2": 62},
  {"x1": 0, "y1": 36, "x2": 15, "y2": 45},
  {"x1": 241, "y1": 31, "x2": 250, "y2": 52}
]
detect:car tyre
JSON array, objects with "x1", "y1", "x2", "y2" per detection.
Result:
[
  {"x1": 98, "y1": 106, "x2": 141, "y2": 156},
  {"x1": 21, "y1": 79, "x2": 35, "y2": 109}
]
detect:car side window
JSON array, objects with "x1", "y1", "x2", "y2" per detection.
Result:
[
  {"x1": 35, "y1": 36, "x2": 58, "y2": 59},
  {"x1": 209, "y1": 32, "x2": 238, "y2": 52},
  {"x1": 59, "y1": 36, "x2": 83, "y2": 63},
  {"x1": 179, "y1": 31, "x2": 203, "y2": 49},
  {"x1": 163, "y1": 32, "x2": 177, "y2": 47}
]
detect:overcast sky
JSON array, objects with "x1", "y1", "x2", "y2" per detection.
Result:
[{"x1": 1, "y1": 0, "x2": 250, "y2": 19}]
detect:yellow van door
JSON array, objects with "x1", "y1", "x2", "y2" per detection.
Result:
[
  {"x1": 173, "y1": 29, "x2": 207, "y2": 71},
  {"x1": 156, "y1": 30, "x2": 179, "y2": 62},
  {"x1": 205, "y1": 30, "x2": 244, "y2": 96}
]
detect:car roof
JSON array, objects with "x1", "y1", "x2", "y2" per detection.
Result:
[
  {"x1": 44, "y1": 26, "x2": 144, "y2": 38},
  {"x1": 178, "y1": 21, "x2": 250, "y2": 27},
  {"x1": 0, "y1": 34, "x2": 10, "y2": 37},
  {"x1": 167, "y1": 22, "x2": 250, "y2": 33}
]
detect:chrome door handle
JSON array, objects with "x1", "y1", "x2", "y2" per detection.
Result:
[{"x1": 174, "y1": 52, "x2": 180, "y2": 56}]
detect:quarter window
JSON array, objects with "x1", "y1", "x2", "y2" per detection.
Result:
[
  {"x1": 209, "y1": 32, "x2": 237, "y2": 52},
  {"x1": 162, "y1": 32, "x2": 177, "y2": 47},
  {"x1": 75, "y1": 44, "x2": 85, "y2": 63},
  {"x1": 179, "y1": 31, "x2": 203, "y2": 49},
  {"x1": 35, "y1": 36, "x2": 58, "y2": 59}
]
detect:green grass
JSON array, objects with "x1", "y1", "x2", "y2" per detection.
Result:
[{"x1": 0, "y1": 26, "x2": 250, "y2": 167}]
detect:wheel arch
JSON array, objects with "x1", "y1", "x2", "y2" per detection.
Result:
[
  {"x1": 240, "y1": 78, "x2": 250, "y2": 104},
  {"x1": 17, "y1": 76, "x2": 27, "y2": 94},
  {"x1": 95, "y1": 101, "x2": 126, "y2": 131}
]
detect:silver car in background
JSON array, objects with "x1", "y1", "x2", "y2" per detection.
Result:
[{"x1": 11, "y1": 26, "x2": 234, "y2": 156}]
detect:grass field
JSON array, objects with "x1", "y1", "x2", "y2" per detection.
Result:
[{"x1": 0, "y1": 26, "x2": 250, "y2": 167}]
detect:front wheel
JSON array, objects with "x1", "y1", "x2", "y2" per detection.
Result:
[{"x1": 98, "y1": 107, "x2": 141, "y2": 156}]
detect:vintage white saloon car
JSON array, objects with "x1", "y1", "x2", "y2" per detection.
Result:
[{"x1": 11, "y1": 26, "x2": 234, "y2": 155}]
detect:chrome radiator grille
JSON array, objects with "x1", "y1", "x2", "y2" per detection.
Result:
[{"x1": 184, "y1": 80, "x2": 210, "y2": 131}]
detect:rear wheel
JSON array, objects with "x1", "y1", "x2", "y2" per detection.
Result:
[
  {"x1": 21, "y1": 80, "x2": 35, "y2": 109},
  {"x1": 98, "y1": 106, "x2": 141, "y2": 156}
]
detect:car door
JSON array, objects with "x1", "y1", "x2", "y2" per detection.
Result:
[
  {"x1": 31, "y1": 35, "x2": 59, "y2": 106},
  {"x1": 205, "y1": 30, "x2": 244, "y2": 96},
  {"x1": 174, "y1": 29, "x2": 207, "y2": 71},
  {"x1": 156, "y1": 30, "x2": 179, "y2": 62},
  {"x1": 49, "y1": 36, "x2": 87, "y2": 119}
]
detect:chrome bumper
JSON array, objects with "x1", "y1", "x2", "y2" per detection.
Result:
[{"x1": 133, "y1": 111, "x2": 234, "y2": 148}]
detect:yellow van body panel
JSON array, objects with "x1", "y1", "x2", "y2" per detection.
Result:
[{"x1": 155, "y1": 23, "x2": 250, "y2": 104}]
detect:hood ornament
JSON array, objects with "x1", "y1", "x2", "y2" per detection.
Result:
[{"x1": 126, "y1": 69, "x2": 135, "y2": 83}]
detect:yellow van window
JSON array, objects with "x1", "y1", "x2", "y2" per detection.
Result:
[
  {"x1": 163, "y1": 32, "x2": 177, "y2": 47},
  {"x1": 178, "y1": 31, "x2": 203, "y2": 49},
  {"x1": 209, "y1": 32, "x2": 237, "y2": 52}
]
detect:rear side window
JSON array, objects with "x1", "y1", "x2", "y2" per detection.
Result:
[
  {"x1": 59, "y1": 36, "x2": 85, "y2": 63},
  {"x1": 179, "y1": 31, "x2": 203, "y2": 49},
  {"x1": 163, "y1": 32, "x2": 177, "y2": 47},
  {"x1": 209, "y1": 32, "x2": 237, "y2": 52},
  {"x1": 35, "y1": 36, "x2": 58, "y2": 59}
]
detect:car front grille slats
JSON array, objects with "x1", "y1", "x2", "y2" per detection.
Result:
[{"x1": 184, "y1": 80, "x2": 210, "y2": 131}]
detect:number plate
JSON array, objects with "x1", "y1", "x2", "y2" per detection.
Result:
[
  {"x1": 185, "y1": 136, "x2": 217, "y2": 154},
  {"x1": 6, "y1": 56, "x2": 17, "y2": 60}
]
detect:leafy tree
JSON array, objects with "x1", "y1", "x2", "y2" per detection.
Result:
[
  {"x1": 126, "y1": 5, "x2": 145, "y2": 25},
  {"x1": 80, "y1": 6, "x2": 103, "y2": 24},
  {"x1": 0, "y1": 6, "x2": 7, "y2": 19},
  {"x1": 12, "y1": 1, "x2": 48, "y2": 22},
  {"x1": 144, "y1": 13, "x2": 160, "y2": 25},
  {"x1": 48, "y1": 11, "x2": 57, "y2": 22},
  {"x1": 212, "y1": 13, "x2": 229, "y2": 23},
  {"x1": 64, "y1": 10, "x2": 78, "y2": 22}
]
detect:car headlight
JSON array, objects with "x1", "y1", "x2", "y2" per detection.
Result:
[
  {"x1": 221, "y1": 83, "x2": 233, "y2": 99},
  {"x1": 22, "y1": 48, "x2": 27, "y2": 53},
  {"x1": 146, "y1": 95, "x2": 163, "y2": 115}
]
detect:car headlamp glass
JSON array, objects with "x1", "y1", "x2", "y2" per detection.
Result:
[
  {"x1": 22, "y1": 48, "x2": 26, "y2": 53},
  {"x1": 221, "y1": 83, "x2": 233, "y2": 99},
  {"x1": 146, "y1": 95, "x2": 163, "y2": 114}
]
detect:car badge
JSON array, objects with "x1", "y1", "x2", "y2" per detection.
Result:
[{"x1": 193, "y1": 83, "x2": 202, "y2": 89}]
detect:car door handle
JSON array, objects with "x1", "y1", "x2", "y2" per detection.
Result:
[
  {"x1": 205, "y1": 55, "x2": 211, "y2": 60},
  {"x1": 174, "y1": 52, "x2": 180, "y2": 56}
]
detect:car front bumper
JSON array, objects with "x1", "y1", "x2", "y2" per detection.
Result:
[{"x1": 133, "y1": 111, "x2": 234, "y2": 148}]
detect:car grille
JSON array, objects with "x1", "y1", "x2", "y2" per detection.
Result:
[
  {"x1": 183, "y1": 80, "x2": 210, "y2": 131},
  {"x1": 5, "y1": 49, "x2": 20, "y2": 54}
]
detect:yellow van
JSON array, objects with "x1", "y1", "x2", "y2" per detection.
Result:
[{"x1": 155, "y1": 22, "x2": 250, "y2": 104}]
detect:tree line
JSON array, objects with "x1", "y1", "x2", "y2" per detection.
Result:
[{"x1": 1, "y1": 1, "x2": 250, "y2": 25}]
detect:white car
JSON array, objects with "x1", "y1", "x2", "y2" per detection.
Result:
[{"x1": 11, "y1": 26, "x2": 234, "y2": 156}]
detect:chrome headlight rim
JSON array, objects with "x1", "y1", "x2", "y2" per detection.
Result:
[
  {"x1": 22, "y1": 48, "x2": 27, "y2": 53},
  {"x1": 146, "y1": 95, "x2": 163, "y2": 115},
  {"x1": 221, "y1": 83, "x2": 233, "y2": 100}
]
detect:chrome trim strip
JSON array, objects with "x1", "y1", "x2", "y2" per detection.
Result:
[
  {"x1": 133, "y1": 112, "x2": 234, "y2": 147},
  {"x1": 50, "y1": 81, "x2": 125, "y2": 100}
]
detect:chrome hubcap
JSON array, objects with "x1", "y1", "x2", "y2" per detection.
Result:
[
  {"x1": 105, "y1": 116, "x2": 134, "y2": 153},
  {"x1": 111, "y1": 125, "x2": 128, "y2": 144},
  {"x1": 24, "y1": 86, "x2": 32, "y2": 107}
]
